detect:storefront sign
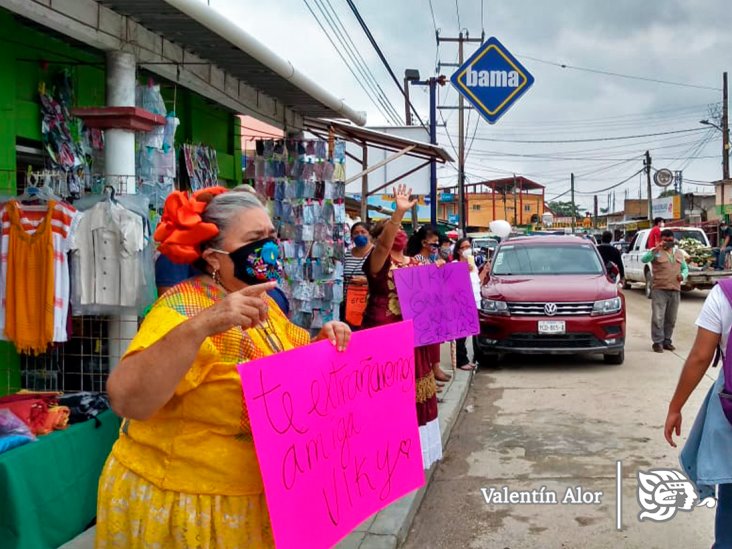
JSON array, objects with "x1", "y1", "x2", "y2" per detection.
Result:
[
  {"x1": 237, "y1": 322, "x2": 424, "y2": 549},
  {"x1": 450, "y1": 37, "x2": 535, "y2": 124},
  {"x1": 440, "y1": 193, "x2": 455, "y2": 202},
  {"x1": 393, "y1": 262, "x2": 480, "y2": 346},
  {"x1": 652, "y1": 195, "x2": 681, "y2": 219}
]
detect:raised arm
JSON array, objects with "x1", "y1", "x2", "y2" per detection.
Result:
[
  {"x1": 367, "y1": 184, "x2": 417, "y2": 276},
  {"x1": 106, "y1": 282, "x2": 275, "y2": 420}
]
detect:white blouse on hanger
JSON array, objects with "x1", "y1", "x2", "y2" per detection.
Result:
[{"x1": 71, "y1": 200, "x2": 144, "y2": 308}]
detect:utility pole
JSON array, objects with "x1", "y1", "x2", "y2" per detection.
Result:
[
  {"x1": 593, "y1": 195, "x2": 598, "y2": 229},
  {"x1": 723, "y1": 71, "x2": 729, "y2": 217},
  {"x1": 458, "y1": 33, "x2": 466, "y2": 234},
  {"x1": 645, "y1": 150, "x2": 653, "y2": 220},
  {"x1": 405, "y1": 72, "x2": 445, "y2": 227},
  {"x1": 437, "y1": 31, "x2": 483, "y2": 235},
  {"x1": 570, "y1": 172, "x2": 576, "y2": 232}
]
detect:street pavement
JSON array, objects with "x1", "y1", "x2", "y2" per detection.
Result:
[{"x1": 404, "y1": 287, "x2": 718, "y2": 549}]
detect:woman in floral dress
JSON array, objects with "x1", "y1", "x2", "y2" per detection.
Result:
[{"x1": 361, "y1": 185, "x2": 442, "y2": 469}]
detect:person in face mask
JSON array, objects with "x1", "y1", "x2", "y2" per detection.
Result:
[
  {"x1": 361, "y1": 185, "x2": 443, "y2": 470},
  {"x1": 407, "y1": 225, "x2": 443, "y2": 266},
  {"x1": 438, "y1": 234, "x2": 453, "y2": 262},
  {"x1": 344, "y1": 222, "x2": 373, "y2": 292},
  {"x1": 407, "y1": 226, "x2": 453, "y2": 386},
  {"x1": 98, "y1": 188, "x2": 351, "y2": 548},
  {"x1": 452, "y1": 238, "x2": 480, "y2": 371},
  {"x1": 341, "y1": 222, "x2": 373, "y2": 328}
]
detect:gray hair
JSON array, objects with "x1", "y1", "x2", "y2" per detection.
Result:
[
  {"x1": 231, "y1": 183, "x2": 267, "y2": 205},
  {"x1": 201, "y1": 191, "x2": 266, "y2": 250}
]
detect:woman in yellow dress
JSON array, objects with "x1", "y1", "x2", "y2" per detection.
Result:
[{"x1": 95, "y1": 187, "x2": 351, "y2": 548}]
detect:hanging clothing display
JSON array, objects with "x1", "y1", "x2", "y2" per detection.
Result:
[
  {"x1": 182, "y1": 144, "x2": 219, "y2": 190},
  {"x1": 136, "y1": 81, "x2": 178, "y2": 213},
  {"x1": 251, "y1": 139, "x2": 347, "y2": 334},
  {"x1": 39, "y1": 71, "x2": 103, "y2": 198},
  {"x1": 70, "y1": 195, "x2": 155, "y2": 315},
  {"x1": 0, "y1": 199, "x2": 79, "y2": 352}
]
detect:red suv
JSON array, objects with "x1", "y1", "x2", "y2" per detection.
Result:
[{"x1": 477, "y1": 235, "x2": 626, "y2": 364}]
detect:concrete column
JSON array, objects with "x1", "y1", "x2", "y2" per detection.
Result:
[{"x1": 105, "y1": 51, "x2": 138, "y2": 369}]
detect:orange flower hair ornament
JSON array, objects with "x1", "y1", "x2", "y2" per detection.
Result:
[{"x1": 154, "y1": 186, "x2": 229, "y2": 264}]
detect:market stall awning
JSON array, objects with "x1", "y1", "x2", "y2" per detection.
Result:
[
  {"x1": 305, "y1": 119, "x2": 453, "y2": 221},
  {"x1": 97, "y1": 0, "x2": 365, "y2": 125},
  {"x1": 305, "y1": 119, "x2": 453, "y2": 163}
]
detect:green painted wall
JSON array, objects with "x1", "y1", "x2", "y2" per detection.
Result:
[
  {"x1": 0, "y1": 10, "x2": 107, "y2": 394},
  {"x1": 0, "y1": 9, "x2": 244, "y2": 393},
  {"x1": 159, "y1": 85, "x2": 241, "y2": 185}
]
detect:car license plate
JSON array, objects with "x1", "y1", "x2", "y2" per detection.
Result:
[{"x1": 538, "y1": 320, "x2": 565, "y2": 335}]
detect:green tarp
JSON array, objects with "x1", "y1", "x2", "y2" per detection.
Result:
[{"x1": 0, "y1": 409, "x2": 120, "y2": 549}]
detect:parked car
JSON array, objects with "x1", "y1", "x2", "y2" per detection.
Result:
[
  {"x1": 622, "y1": 227, "x2": 732, "y2": 298},
  {"x1": 477, "y1": 236, "x2": 626, "y2": 365},
  {"x1": 612, "y1": 240, "x2": 630, "y2": 254},
  {"x1": 472, "y1": 237, "x2": 499, "y2": 254}
]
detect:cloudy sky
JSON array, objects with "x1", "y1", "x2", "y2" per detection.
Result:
[{"x1": 207, "y1": 0, "x2": 730, "y2": 211}]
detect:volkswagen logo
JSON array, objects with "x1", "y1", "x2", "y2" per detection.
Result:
[{"x1": 544, "y1": 303, "x2": 558, "y2": 316}]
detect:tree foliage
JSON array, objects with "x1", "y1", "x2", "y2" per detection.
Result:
[{"x1": 548, "y1": 201, "x2": 585, "y2": 217}]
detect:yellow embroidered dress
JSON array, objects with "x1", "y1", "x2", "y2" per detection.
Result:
[{"x1": 96, "y1": 278, "x2": 310, "y2": 548}]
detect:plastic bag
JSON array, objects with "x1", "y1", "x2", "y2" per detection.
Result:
[{"x1": 0, "y1": 409, "x2": 36, "y2": 440}]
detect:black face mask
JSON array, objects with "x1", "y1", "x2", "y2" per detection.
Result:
[{"x1": 219, "y1": 237, "x2": 283, "y2": 286}]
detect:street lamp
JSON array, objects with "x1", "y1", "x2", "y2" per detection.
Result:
[
  {"x1": 700, "y1": 119, "x2": 724, "y2": 132},
  {"x1": 403, "y1": 69, "x2": 421, "y2": 126}
]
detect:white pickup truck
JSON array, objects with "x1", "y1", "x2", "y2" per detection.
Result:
[{"x1": 622, "y1": 227, "x2": 732, "y2": 297}]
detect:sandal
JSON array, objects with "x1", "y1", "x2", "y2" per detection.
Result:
[{"x1": 457, "y1": 363, "x2": 476, "y2": 371}]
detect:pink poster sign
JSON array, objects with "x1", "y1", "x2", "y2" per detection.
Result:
[
  {"x1": 238, "y1": 321, "x2": 424, "y2": 549},
  {"x1": 393, "y1": 262, "x2": 480, "y2": 346}
]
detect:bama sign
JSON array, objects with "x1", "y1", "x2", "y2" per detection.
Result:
[{"x1": 451, "y1": 36, "x2": 534, "y2": 124}]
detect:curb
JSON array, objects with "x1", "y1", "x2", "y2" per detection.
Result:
[{"x1": 337, "y1": 349, "x2": 474, "y2": 549}]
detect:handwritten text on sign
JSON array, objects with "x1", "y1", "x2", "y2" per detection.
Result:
[
  {"x1": 238, "y1": 321, "x2": 424, "y2": 549},
  {"x1": 394, "y1": 262, "x2": 480, "y2": 346}
]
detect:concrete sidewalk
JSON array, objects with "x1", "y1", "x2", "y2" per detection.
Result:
[
  {"x1": 336, "y1": 345, "x2": 474, "y2": 549},
  {"x1": 61, "y1": 346, "x2": 473, "y2": 549}
]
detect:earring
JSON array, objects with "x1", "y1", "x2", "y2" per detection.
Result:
[{"x1": 212, "y1": 269, "x2": 222, "y2": 285}]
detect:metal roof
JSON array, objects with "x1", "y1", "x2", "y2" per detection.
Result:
[
  {"x1": 305, "y1": 119, "x2": 453, "y2": 163},
  {"x1": 98, "y1": 0, "x2": 365, "y2": 124}
]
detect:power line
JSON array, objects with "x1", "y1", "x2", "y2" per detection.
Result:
[
  {"x1": 316, "y1": 0, "x2": 403, "y2": 123},
  {"x1": 455, "y1": 0, "x2": 462, "y2": 29},
  {"x1": 428, "y1": 0, "x2": 440, "y2": 72},
  {"x1": 428, "y1": 0, "x2": 438, "y2": 31},
  {"x1": 466, "y1": 102, "x2": 721, "y2": 129},
  {"x1": 301, "y1": 0, "x2": 400, "y2": 124},
  {"x1": 345, "y1": 0, "x2": 426, "y2": 127},
  {"x1": 574, "y1": 169, "x2": 646, "y2": 195},
  {"x1": 519, "y1": 54, "x2": 722, "y2": 92},
  {"x1": 450, "y1": 127, "x2": 708, "y2": 144}
]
